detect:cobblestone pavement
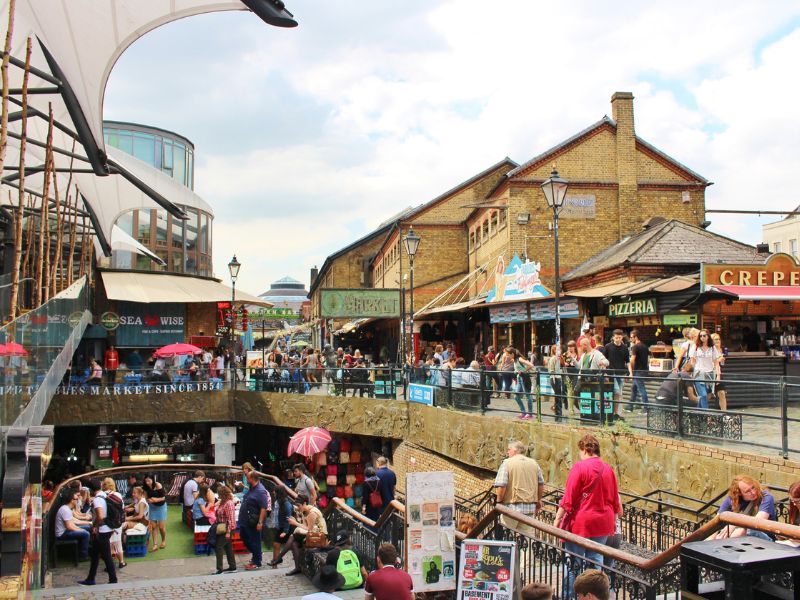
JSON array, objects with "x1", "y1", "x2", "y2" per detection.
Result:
[{"x1": 42, "y1": 554, "x2": 364, "y2": 600}]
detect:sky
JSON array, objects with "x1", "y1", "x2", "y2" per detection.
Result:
[{"x1": 103, "y1": 1, "x2": 800, "y2": 297}]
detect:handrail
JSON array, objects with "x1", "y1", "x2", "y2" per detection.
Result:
[{"x1": 462, "y1": 505, "x2": 800, "y2": 574}]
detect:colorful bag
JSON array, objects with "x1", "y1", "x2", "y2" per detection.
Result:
[
  {"x1": 328, "y1": 439, "x2": 340, "y2": 453},
  {"x1": 355, "y1": 464, "x2": 364, "y2": 475},
  {"x1": 369, "y1": 488, "x2": 383, "y2": 509},
  {"x1": 344, "y1": 486, "x2": 354, "y2": 498},
  {"x1": 337, "y1": 464, "x2": 347, "y2": 476},
  {"x1": 353, "y1": 485, "x2": 363, "y2": 497},
  {"x1": 318, "y1": 495, "x2": 329, "y2": 509},
  {"x1": 355, "y1": 474, "x2": 365, "y2": 484},
  {"x1": 326, "y1": 465, "x2": 337, "y2": 477},
  {"x1": 339, "y1": 451, "x2": 350, "y2": 464},
  {"x1": 339, "y1": 438, "x2": 351, "y2": 452},
  {"x1": 345, "y1": 497, "x2": 355, "y2": 508},
  {"x1": 327, "y1": 451, "x2": 339, "y2": 464},
  {"x1": 350, "y1": 450, "x2": 362, "y2": 464},
  {"x1": 326, "y1": 475, "x2": 337, "y2": 487},
  {"x1": 318, "y1": 480, "x2": 327, "y2": 493},
  {"x1": 346, "y1": 474, "x2": 356, "y2": 485},
  {"x1": 346, "y1": 464, "x2": 357, "y2": 475},
  {"x1": 336, "y1": 485, "x2": 346, "y2": 498}
]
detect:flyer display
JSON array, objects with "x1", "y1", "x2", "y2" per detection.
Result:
[
  {"x1": 406, "y1": 471, "x2": 456, "y2": 593},
  {"x1": 457, "y1": 539, "x2": 517, "y2": 600}
]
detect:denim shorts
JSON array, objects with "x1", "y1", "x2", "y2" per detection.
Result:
[{"x1": 613, "y1": 376, "x2": 625, "y2": 394}]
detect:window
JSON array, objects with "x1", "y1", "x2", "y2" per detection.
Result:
[
  {"x1": 498, "y1": 208, "x2": 506, "y2": 229},
  {"x1": 490, "y1": 212, "x2": 498, "y2": 235},
  {"x1": 155, "y1": 210, "x2": 168, "y2": 245},
  {"x1": 482, "y1": 219, "x2": 489, "y2": 241},
  {"x1": 791, "y1": 239, "x2": 798, "y2": 257},
  {"x1": 469, "y1": 230, "x2": 476, "y2": 251},
  {"x1": 137, "y1": 209, "x2": 151, "y2": 244},
  {"x1": 775, "y1": 242, "x2": 782, "y2": 253}
]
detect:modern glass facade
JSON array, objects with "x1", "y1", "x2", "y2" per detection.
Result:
[{"x1": 103, "y1": 121, "x2": 212, "y2": 277}]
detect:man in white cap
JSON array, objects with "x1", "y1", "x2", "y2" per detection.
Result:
[{"x1": 576, "y1": 323, "x2": 597, "y2": 358}]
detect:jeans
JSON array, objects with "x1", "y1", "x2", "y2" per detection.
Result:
[
  {"x1": 551, "y1": 376, "x2": 564, "y2": 418},
  {"x1": 499, "y1": 371, "x2": 514, "y2": 394},
  {"x1": 630, "y1": 374, "x2": 649, "y2": 406},
  {"x1": 239, "y1": 525, "x2": 263, "y2": 566},
  {"x1": 563, "y1": 535, "x2": 607, "y2": 598},
  {"x1": 746, "y1": 529, "x2": 772, "y2": 541},
  {"x1": 58, "y1": 529, "x2": 90, "y2": 557},
  {"x1": 86, "y1": 531, "x2": 117, "y2": 584},
  {"x1": 514, "y1": 375, "x2": 533, "y2": 414},
  {"x1": 694, "y1": 380, "x2": 710, "y2": 409}
]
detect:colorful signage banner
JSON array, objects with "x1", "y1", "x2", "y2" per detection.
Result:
[
  {"x1": 457, "y1": 539, "x2": 517, "y2": 599},
  {"x1": 320, "y1": 288, "x2": 401, "y2": 318},
  {"x1": 250, "y1": 307, "x2": 301, "y2": 319},
  {"x1": 701, "y1": 253, "x2": 798, "y2": 289},
  {"x1": 406, "y1": 472, "x2": 456, "y2": 594},
  {"x1": 489, "y1": 300, "x2": 579, "y2": 324},
  {"x1": 608, "y1": 297, "x2": 657, "y2": 318},
  {"x1": 115, "y1": 302, "x2": 186, "y2": 347},
  {"x1": 487, "y1": 254, "x2": 551, "y2": 303}
]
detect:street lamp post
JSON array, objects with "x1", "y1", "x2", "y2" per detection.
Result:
[
  {"x1": 228, "y1": 254, "x2": 241, "y2": 390},
  {"x1": 403, "y1": 227, "x2": 421, "y2": 371},
  {"x1": 540, "y1": 169, "x2": 569, "y2": 357}
]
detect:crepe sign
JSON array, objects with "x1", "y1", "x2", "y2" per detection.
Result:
[{"x1": 457, "y1": 539, "x2": 517, "y2": 600}]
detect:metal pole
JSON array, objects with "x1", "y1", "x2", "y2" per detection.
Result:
[
  {"x1": 781, "y1": 376, "x2": 789, "y2": 459},
  {"x1": 409, "y1": 256, "x2": 415, "y2": 370},
  {"x1": 552, "y1": 206, "x2": 561, "y2": 366},
  {"x1": 231, "y1": 282, "x2": 236, "y2": 391}
]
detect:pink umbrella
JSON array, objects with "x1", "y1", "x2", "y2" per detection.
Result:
[
  {"x1": 287, "y1": 427, "x2": 332, "y2": 457},
  {"x1": 154, "y1": 342, "x2": 203, "y2": 358},
  {"x1": 0, "y1": 342, "x2": 28, "y2": 356}
]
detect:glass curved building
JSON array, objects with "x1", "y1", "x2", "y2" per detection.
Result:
[{"x1": 103, "y1": 121, "x2": 213, "y2": 276}]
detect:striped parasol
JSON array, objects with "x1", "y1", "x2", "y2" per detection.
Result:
[{"x1": 287, "y1": 426, "x2": 332, "y2": 457}]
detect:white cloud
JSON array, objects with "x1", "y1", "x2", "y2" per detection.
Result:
[{"x1": 103, "y1": 0, "x2": 800, "y2": 293}]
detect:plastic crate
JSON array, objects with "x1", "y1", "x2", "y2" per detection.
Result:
[
  {"x1": 194, "y1": 543, "x2": 209, "y2": 555},
  {"x1": 126, "y1": 544, "x2": 148, "y2": 557}
]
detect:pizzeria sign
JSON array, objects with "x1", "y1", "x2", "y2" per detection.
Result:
[{"x1": 608, "y1": 297, "x2": 657, "y2": 318}]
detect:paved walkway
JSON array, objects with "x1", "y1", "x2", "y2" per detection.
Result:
[{"x1": 42, "y1": 554, "x2": 364, "y2": 600}]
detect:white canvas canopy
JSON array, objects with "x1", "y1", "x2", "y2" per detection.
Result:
[{"x1": 1, "y1": 0, "x2": 295, "y2": 253}]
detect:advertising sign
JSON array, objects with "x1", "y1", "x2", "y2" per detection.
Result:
[
  {"x1": 608, "y1": 297, "x2": 657, "y2": 318},
  {"x1": 115, "y1": 302, "x2": 185, "y2": 347},
  {"x1": 489, "y1": 300, "x2": 579, "y2": 324},
  {"x1": 487, "y1": 254, "x2": 552, "y2": 304},
  {"x1": 406, "y1": 472, "x2": 456, "y2": 593},
  {"x1": 663, "y1": 313, "x2": 698, "y2": 326},
  {"x1": 457, "y1": 539, "x2": 517, "y2": 600},
  {"x1": 559, "y1": 194, "x2": 597, "y2": 219},
  {"x1": 320, "y1": 288, "x2": 401, "y2": 318},
  {"x1": 409, "y1": 383, "x2": 435, "y2": 405},
  {"x1": 701, "y1": 253, "x2": 798, "y2": 289}
]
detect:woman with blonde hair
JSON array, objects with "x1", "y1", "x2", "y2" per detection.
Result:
[
  {"x1": 710, "y1": 475, "x2": 776, "y2": 540},
  {"x1": 673, "y1": 327, "x2": 699, "y2": 372},
  {"x1": 101, "y1": 478, "x2": 127, "y2": 569}
]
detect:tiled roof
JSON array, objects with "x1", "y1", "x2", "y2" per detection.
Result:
[{"x1": 563, "y1": 219, "x2": 763, "y2": 281}]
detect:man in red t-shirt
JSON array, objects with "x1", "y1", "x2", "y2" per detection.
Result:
[
  {"x1": 576, "y1": 324, "x2": 596, "y2": 357},
  {"x1": 364, "y1": 543, "x2": 413, "y2": 600}
]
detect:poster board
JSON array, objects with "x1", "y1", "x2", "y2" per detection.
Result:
[
  {"x1": 406, "y1": 471, "x2": 456, "y2": 593},
  {"x1": 457, "y1": 539, "x2": 517, "y2": 600}
]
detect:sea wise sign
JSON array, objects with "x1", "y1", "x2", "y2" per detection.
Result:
[
  {"x1": 457, "y1": 539, "x2": 517, "y2": 600},
  {"x1": 320, "y1": 289, "x2": 401, "y2": 318}
]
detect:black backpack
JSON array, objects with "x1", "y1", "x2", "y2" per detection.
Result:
[{"x1": 103, "y1": 493, "x2": 125, "y2": 530}]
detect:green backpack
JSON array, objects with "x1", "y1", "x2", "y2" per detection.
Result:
[{"x1": 337, "y1": 549, "x2": 363, "y2": 590}]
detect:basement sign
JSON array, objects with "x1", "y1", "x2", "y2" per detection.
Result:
[{"x1": 608, "y1": 297, "x2": 657, "y2": 318}]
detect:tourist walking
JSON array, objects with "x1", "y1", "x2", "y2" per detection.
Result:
[
  {"x1": 78, "y1": 479, "x2": 120, "y2": 586},
  {"x1": 513, "y1": 349, "x2": 536, "y2": 420},
  {"x1": 238, "y1": 470, "x2": 272, "y2": 570},
  {"x1": 493, "y1": 440, "x2": 544, "y2": 535},
  {"x1": 375, "y1": 456, "x2": 396, "y2": 511},
  {"x1": 689, "y1": 329, "x2": 721, "y2": 409},
  {"x1": 213, "y1": 485, "x2": 238, "y2": 574},
  {"x1": 627, "y1": 329, "x2": 650, "y2": 411},
  {"x1": 554, "y1": 435, "x2": 621, "y2": 594},
  {"x1": 293, "y1": 463, "x2": 318, "y2": 505},
  {"x1": 604, "y1": 329, "x2": 630, "y2": 421}
]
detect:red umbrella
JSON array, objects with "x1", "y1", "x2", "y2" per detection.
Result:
[
  {"x1": 154, "y1": 343, "x2": 203, "y2": 358},
  {"x1": 287, "y1": 427, "x2": 332, "y2": 457},
  {"x1": 0, "y1": 342, "x2": 27, "y2": 356}
]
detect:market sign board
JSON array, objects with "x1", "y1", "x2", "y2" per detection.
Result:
[
  {"x1": 250, "y1": 307, "x2": 301, "y2": 319},
  {"x1": 489, "y1": 300, "x2": 579, "y2": 324},
  {"x1": 663, "y1": 313, "x2": 698, "y2": 326},
  {"x1": 701, "y1": 253, "x2": 798, "y2": 289},
  {"x1": 115, "y1": 301, "x2": 185, "y2": 347},
  {"x1": 608, "y1": 297, "x2": 657, "y2": 318},
  {"x1": 559, "y1": 194, "x2": 596, "y2": 219},
  {"x1": 456, "y1": 539, "x2": 517, "y2": 599},
  {"x1": 486, "y1": 254, "x2": 552, "y2": 303},
  {"x1": 320, "y1": 289, "x2": 400, "y2": 318},
  {"x1": 409, "y1": 383, "x2": 435, "y2": 405}
]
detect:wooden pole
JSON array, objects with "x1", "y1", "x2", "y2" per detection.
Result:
[
  {"x1": 53, "y1": 139, "x2": 76, "y2": 294},
  {"x1": 20, "y1": 190, "x2": 33, "y2": 281},
  {"x1": 8, "y1": 36, "x2": 30, "y2": 320},
  {"x1": 66, "y1": 189, "x2": 77, "y2": 285},
  {"x1": 0, "y1": 0, "x2": 15, "y2": 194},
  {"x1": 49, "y1": 153, "x2": 62, "y2": 297},
  {"x1": 78, "y1": 214, "x2": 87, "y2": 278},
  {"x1": 34, "y1": 103, "x2": 54, "y2": 306}
]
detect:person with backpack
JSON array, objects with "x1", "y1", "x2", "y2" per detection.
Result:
[
  {"x1": 362, "y1": 466, "x2": 383, "y2": 523},
  {"x1": 78, "y1": 479, "x2": 123, "y2": 586},
  {"x1": 325, "y1": 531, "x2": 368, "y2": 590}
]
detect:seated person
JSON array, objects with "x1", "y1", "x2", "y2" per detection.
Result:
[
  {"x1": 74, "y1": 486, "x2": 93, "y2": 525},
  {"x1": 151, "y1": 356, "x2": 171, "y2": 383},
  {"x1": 325, "y1": 531, "x2": 368, "y2": 590},
  {"x1": 55, "y1": 490, "x2": 90, "y2": 559},
  {"x1": 183, "y1": 356, "x2": 199, "y2": 380},
  {"x1": 655, "y1": 361, "x2": 698, "y2": 405},
  {"x1": 270, "y1": 494, "x2": 327, "y2": 574},
  {"x1": 85, "y1": 360, "x2": 103, "y2": 386},
  {"x1": 192, "y1": 483, "x2": 213, "y2": 525},
  {"x1": 710, "y1": 475, "x2": 776, "y2": 541},
  {"x1": 122, "y1": 486, "x2": 149, "y2": 536}
]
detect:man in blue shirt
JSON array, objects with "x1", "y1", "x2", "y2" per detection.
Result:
[
  {"x1": 238, "y1": 471, "x2": 271, "y2": 570},
  {"x1": 375, "y1": 457, "x2": 396, "y2": 511}
]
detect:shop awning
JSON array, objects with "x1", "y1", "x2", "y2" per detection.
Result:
[
  {"x1": 334, "y1": 318, "x2": 376, "y2": 335},
  {"x1": 414, "y1": 296, "x2": 486, "y2": 318},
  {"x1": 705, "y1": 285, "x2": 800, "y2": 301},
  {"x1": 100, "y1": 271, "x2": 272, "y2": 306},
  {"x1": 566, "y1": 275, "x2": 698, "y2": 298}
]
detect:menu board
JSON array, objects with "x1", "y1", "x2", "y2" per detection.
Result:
[
  {"x1": 457, "y1": 539, "x2": 517, "y2": 600},
  {"x1": 406, "y1": 471, "x2": 456, "y2": 593}
]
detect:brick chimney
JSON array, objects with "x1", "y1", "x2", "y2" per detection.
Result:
[
  {"x1": 310, "y1": 266, "x2": 319, "y2": 288},
  {"x1": 611, "y1": 92, "x2": 638, "y2": 237}
]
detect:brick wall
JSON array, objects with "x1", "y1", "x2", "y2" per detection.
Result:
[{"x1": 185, "y1": 302, "x2": 217, "y2": 339}]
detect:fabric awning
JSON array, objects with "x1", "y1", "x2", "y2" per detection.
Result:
[
  {"x1": 414, "y1": 297, "x2": 486, "y2": 318},
  {"x1": 100, "y1": 271, "x2": 272, "y2": 306},
  {"x1": 334, "y1": 318, "x2": 375, "y2": 335},
  {"x1": 566, "y1": 275, "x2": 698, "y2": 298},
  {"x1": 706, "y1": 285, "x2": 800, "y2": 301}
]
